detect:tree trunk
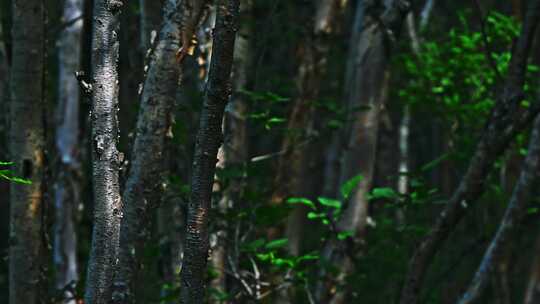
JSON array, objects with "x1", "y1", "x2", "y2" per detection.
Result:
[
  {"x1": 524, "y1": 236, "x2": 540, "y2": 304},
  {"x1": 456, "y1": 114, "x2": 540, "y2": 303},
  {"x1": 210, "y1": 0, "x2": 252, "y2": 299},
  {"x1": 399, "y1": 1, "x2": 540, "y2": 303},
  {"x1": 9, "y1": 0, "x2": 46, "y2": 303},
  {"x1": 139, "y1": 0, "x2": 163, "y2": 51},
  {"x1": 113, "y1": 0, "x2": 195, "y2": 302},
  {"x1": 338, "y1": 0, "x2": 407, "y2": 239},
  {"x1": 316, "y1": 2, "x2": 409, "y2": 303},
  {"x1": 84, "y1": 1, "x2": 124, "y2": 303},
  {"x1": 271, "y1": 0, "x2": 347, "y2": 256},
  {"x1": 180, "y1": 0, "x2": 239, "y2": 302},
  {"x1": 54, "y1": 0, "x2": 84, "y2": 302}
]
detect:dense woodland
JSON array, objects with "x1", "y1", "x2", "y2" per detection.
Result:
[{"x1": 1, "y1": 0, "x2": 540, "y2": 303}]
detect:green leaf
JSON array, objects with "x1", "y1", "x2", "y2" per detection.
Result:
[
  {"x1": 337, "y1": 231, "x2": 354, "y2": 240},
  {"x1": 369, "y1": 188, "x2": 397, "y2": 200},
  {"x1": 272, "y1": 258, "x2": 295, "y2": 267},
  {"x1": 256, "y1": 252, "x2": 273, "y2": 261},
  {"x1": 265, "y1": 238, "x2": 288, "y2": 250},
  {"x1": 243, "y1": 239, "x2": 265, "y2": 251},
  {"x1": 0, "y1": 161, "x2": 13, "y2": 166},
  {"x1": 317, "y1": 197, "x2": 341, "y2": 209},
  {"x1": 307, "y1": 212, "x2": 325, "y2": 220},
  {"x1": 340, "y1": 174, "x2": 363, "y2": 199},
  {"x1": 287, "y1": 197, "x2": 316, "y2": 210}
]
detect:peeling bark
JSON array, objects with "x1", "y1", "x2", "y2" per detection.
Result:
[
  {"x1": 180, "y1": 0, "x2": 239, "y2": 302},
  {"x1": 54, "y1": 1, "x2": 84, "y2": 302},
  {"x1": 9, "y1": 0, "x2": 46, "y2": 303},
  {"x1": 399, "y1": 1, "x2": 540, "y2": 303},
  {"x1": 84, "y1": 1, "x2": 124, "y2": 303},
  {"x1": 113, "y1": 0, "x2": 191, "y2": 302}
]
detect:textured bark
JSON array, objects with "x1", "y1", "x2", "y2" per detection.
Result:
[
  {"x1": 457, "y1": 113, "x2": 540, "y2": 304},
  {"x1": 210, "y1": 0, "x2": 252, "y2": 298},
  {"x1": 180, "y1": 0, "x2": 239, "y2": 302},
  {"x1": 399, "y1": 2, "x2": 540, "y2": 303},
  {"x1": 54, "y1": 1, "x2": 84, "y2": 302},
  {"x1": 316, "y1": 2, "x2": 409, "y2": 303},
  {"x1": 84, "y1": 1, "x2": 124, "y2": 303},
  {"x1": 271, "y1": 0, "x2": 346, "y2": 256},
  {"x1": 113, "y1": 0, "x2": 188, "y2": 302},
  {"x1": 9, "y1": 1, "x2": 46, "y2": 304}
]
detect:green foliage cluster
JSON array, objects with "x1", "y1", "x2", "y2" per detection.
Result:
[
  {"x1": 0, "y1": 161, "x2": 31, "y2": 184},
  {"x1": 397, "y1": 12, "x2": 538, "y2": 156}
]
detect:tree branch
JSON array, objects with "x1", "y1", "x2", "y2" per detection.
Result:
[{"x1": 399, "y1": 1, "x2": 540, "y2": 303}]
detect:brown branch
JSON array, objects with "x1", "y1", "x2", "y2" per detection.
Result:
[
  {"x1": 399, "y1": 1, "x2": 540, "y2": 303},
  {"x1": 457, "y1": 113, "x2": 540, "y2": 304}
]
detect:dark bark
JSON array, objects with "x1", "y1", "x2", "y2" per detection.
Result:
[
  {"x1": 54, "y1": 1, "x2": 84, "y2": 302},
  {"x1": 113, "y1": 0, "x2": 190, "y2": 302},
  {"x1": 180, "y1": 0, "x2": 239, "y2": 302},
  {"x1": 9, "y1": 0, "x2": 46, "y2": 303},
  {"x1": 84, "y1": 1, "x2": 124, "y2": 303},
  {"x1": 210, "y1": 0, "x2": 252, "y2": 297},
  {"x1": 399, "y1": 1, "x2": 540, "y2": 303}
]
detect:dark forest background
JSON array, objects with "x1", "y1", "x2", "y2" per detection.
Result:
[{"x1": 1, "y1": 0, "x2": 540, "y2": 303}]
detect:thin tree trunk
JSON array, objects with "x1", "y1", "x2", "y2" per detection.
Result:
[
  {"x1": 8, "y1": 0, "x2": 46, "y2": 302},
  {"x1": 456, "y1": 115, "x2": 540, "y2": 303},
  {"x1": 316, "y1": 2, "x2": 409, "y2": 303},
  {"x1": 399, "y1": 1, "x2": 540, "y2": 303},
  {"x1": 271, "y1": 0, "x2": 346, "y2": 256},
  {"x1": 54, "y1": 0, "x2": 84, "y2": 302},
  {"x1": 524, "y1": 236, "x2": 540, "y2": 304},
  {"x1": 210, "y1": 0, "x2": 252, "y2": 299},
  {"x1": 84, "y1": 1, "x2": 124, "y2": 303},
  {"x1": 180, "y1": 0, "x2": 239, "y2": 302},
  {"x1": 114, "y1": 0, "x2": 207, "y2": 302},
  {"x1": 9, "y1": 0, "x2": 46, "y2": 303}
]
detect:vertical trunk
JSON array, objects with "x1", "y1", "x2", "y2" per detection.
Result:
[
  {"x1": 271, "y1": 0, "x2": 347, "y2": 255},
  {"x1": 524, "y1": 236, "x2": 540, "y2": 304},
  {"x1": 139, "y1": 0, "x2": 163, "y2": 51},
  {"x1": 54, "y1": 1, "x2": 84, "y2": 302},
  {"x1": 9, "y1": 0, "x2": 46, "y2": 303},
  {"x1": 113, "y1": 0, "x2": 192, "y2": 302},
  {"x1": 317, "y1": 1, "x2": 409, "y2": 302},
  {"x1": 180, "y1": 0, "x2": 239, "y2": 302},
  {"x1": 84, "y1": 1, "x2": 123, "y2": 303},
  {"x1": 210, "y1": 0, "x2": 252, "y2": 298},
  {"x1": 399, "y1": 1, "x2": 540, "y2": 302},
  {"x1": 337, "y1": 0, "x2": 408, "y2": 238}
]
